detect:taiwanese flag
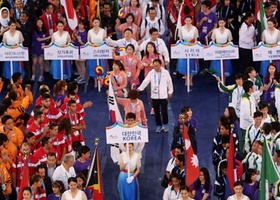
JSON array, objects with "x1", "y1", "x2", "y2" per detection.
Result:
[
  {"x1": 18, "y1": 159, "x2": 29, "y2": 200},
  {"x1": 86, "y1": 146, "x2": 103, "y2": 200},
  {"x1": 183, "y1": 125, "x2": 200, "y2": 186},
  {"x1": 227, "y1": 133, "x2": 237, "y2": 194},
  {"x1": 60, "y1": 0, "x2": 78, "y2": 30}
]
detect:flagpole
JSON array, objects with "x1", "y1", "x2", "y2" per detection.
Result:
[
  {"x1": 126, "y1": 142, "x2": 130, "y2": 178},
  {"x1": 181, "y1": 113, "x2": 187, "y2": 186},
  {"x1": 86, "y1": 137, "x2": 99, "y2": 187}
]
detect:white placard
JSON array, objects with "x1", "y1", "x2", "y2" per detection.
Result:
[
  {"x1": 44, "y1": 43, "x2": 79, "y2": 60},
  {"x1": 106, "y1": 122, "x2": 148, "y2": 144},
  {"x1": 0, "y1": 43, "x2": 29, "y2": 61},
  {"x1": 171, "y1": 41, "x2": 204, "y2": 59},
  {"x1": 252, "y1": 43, "x2": 280, "y2": 61},
  {"x1": 80, "y1": 42, "x2": 113, "y2": 59},
  {"x1": 204, "y1": 42, "x2": 239, "y2": 60}
]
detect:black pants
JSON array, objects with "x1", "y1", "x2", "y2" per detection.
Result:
[
  {"x1": 152, "y1": 98, "x2": 168, "y2": 126},
  {"x1": 239, "y1": 48, "x2": 253, "y2": 73}
]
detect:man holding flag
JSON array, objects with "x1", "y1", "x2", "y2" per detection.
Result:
[{"x1": 259, "y1": 138, "x2": 280, "y2": 199}]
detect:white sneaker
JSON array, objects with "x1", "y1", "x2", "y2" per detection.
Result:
[
  {"x1": 78, "y1": 79, "x2": 86, "y2": 84},
  {"x1": 31, "y1": 75, "x2": 35, "y2": 81},
  {"x1": 150, "y1": 108, "x2": 155, "y2": 115},
  {"x1": 74, "y1": 76, "x2": 82, "y2": 81},
  {"x1": 38, "y1": 75, "x2": 44, "y2": 82}
]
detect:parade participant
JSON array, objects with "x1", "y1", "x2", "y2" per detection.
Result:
[
  {"x1": 22, "y1": 187, "x2": 32, "y2": 200},
  {"x1": 216, "y1": 73, "x2": 244, "y2": 118},
  {"x1": 64, "y1": 100, "x2": 86, "y2": 145},
  {"x1": 112, "y1": 44, "x2": 141, "y2": 88},
  {"x1": 76, "y1": 173, "x2": 93, "y2": 200},
  {"x1": 33, "y1": 136, "x2": 54, "y2": 164},
  {"x1": 40, "y1": 3, "x2": 58, "y2": 36},
  {"x1": 138, "y1": 59, "x2": 173, "y2": 132},
  {"x1": 50, "y1": 20, "x2": 72, "y2": 80},
  {"x1": 27, "y1": 111, "x2": 49, "y2": 147},
  {"x1": 72, "y1": 20, "x2": 88, "y2": 84},
  {"x1": 163, "y1": 173, "x2": 182, "y2": 200},
  {"x1": 47, "y1": 181, "x2": 65, "y2": 200},
  {"x1": 260, "y1": 18, "x2": 280, "y2": 77},
  {"x1": 228, "y1": 181, "x2": 250, "y2": 200},
  {"x1": 30, "y1": 174, "x2": 47, "y2": 200},
  {"x1": 53, "y1": 80, "x2": 67, "y2": 107},
  {"x1": 118, "y1": 143, "x2": 141, "y2": 200},
  {"x1": 48, "y1": 123, "x2": 66, "y2": 164},
  {"x1": 140, "y1": 7, "x2": 165, "y2": 40},
  {"x1": 122, "y1": 0, "x2": 142, "y2": 26},
  {"x1": 31, "y1": 18, "x2": 50, "y2": 82},
  {"x1": 2, "y1": 20, "x2": 24, "y2": 79},
  {"x1": 116, "y1": 13, "x2": 139, "y2": 40},
  {"x1": 12, "y1": 142, "x2": 39, "y2": 193},
  {"x1": 61, "y1": 177, "x2": 87, "y2": 200},
  {"x1": 180, "y1": 185, "x2": 194, "y2": 200},
  {"x1": 41, "y1": 93, "x2": 63, "y2": 123},
  {"x1": 73, "y1": 145, "x2": 91, "y2": 175},
  {"x1": 117, "y1": 90, "x2": 147, "y2": 125},
  {"x1": 107, "y1": 60, "x2": 128, "y2": 97},
  {"x1": 242, "y1": 169, "x2": 258, "y2": 200},
  {"x1": 177, "y1": 15, "x2": 199, "y2": 89},
  {"x1": 119, "y1": 112, "x2": 145, "y2": 158},
  {"x1": 240, "y1": 80, "x2": 256, "y2": 153},
  {"x1": 87, "y1": 18, "x2": 107, "y2": 88},
  {"x1": 140, "y1": 42, "x2": 165, "y2": 115},
  {"x1": 53, "y1": 154, "x2": 76, "y2": 190},
  {"x1": 191, "y1": 167, "x2": 212, "y2": 200}
]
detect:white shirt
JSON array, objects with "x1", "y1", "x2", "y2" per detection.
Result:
[
  {"x1": 244, "y1": 123, "x2": 261, "y2": 154},
  {"x1": 239, "y1": 22, "x2": 255, "y2": 49},
  {"x1": 138, "y1": 68, "x2": 173, "y2": 99},
  {"x1": 163, "y1": 185, "x2": 181, "y2": 200},
  {"x1": 240, "y1": 93, "x2": 256, "y2": 130},
  {"x1": 166, "y1": 157, "x2": 176, "y2": 173},
  {"x1": 106, "y1": 37, "x2": 139, "y2": 56},
  {"x1": 142, "y1": 2, "x2": 166, "y2": 25},
  {"x1": 140, "y1": 38, "x2": 169, "y2": 62},
  {"x1": 52, "y1": 164, "x2": 76, "y2": 190},
  {"x1": 140, "y1": 17, "x2": 165, "y2": 40}
]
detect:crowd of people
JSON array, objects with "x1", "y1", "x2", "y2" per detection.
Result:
[{"x1": 0, "y1": 0, "x2": 280, "y2": 199}]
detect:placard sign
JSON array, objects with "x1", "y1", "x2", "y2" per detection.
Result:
[
  {"x1": 204, "y1": 43, "x2": 239, "y2": 60},
  {"x1": 44, "y1": 43, "x2": 79, "y2": 60},
  {"x1": 171, "y1": 41, "x2": 204, "y2": 59},
  {"x1": 80, "y1": 42, "x2": 113, "y2": 59},
  {"x1": 0, "y1": 43, "x2": 28, "y2": 61},
  {"x1": 252, "y1": 43, "x2": 280, "y2": 61},
  {"x1": 106, "y1": 122, "x2": 148, "y2": 144}
]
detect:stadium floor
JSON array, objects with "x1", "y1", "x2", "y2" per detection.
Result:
[{"x1": 2, "y1": 68, "x2": 230, "y2": 199}]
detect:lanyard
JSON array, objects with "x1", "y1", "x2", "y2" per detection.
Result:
[
  {"x1": 151, "y1": 39, "x2": 159, "y2": 51},
  {"x1": 129, "y1": 102, "x2": 139, "y2": 114},
  {"x1": 148, "y1": 54, "x2": 158, "y2": 65},
  {"x1": 220, "y1": 6, "x2": 230, "y2": 19},
  {"x1": 169, "y1": 186, "x2": 180, "y2": 199},
  {"x1": 68, "y1": 111, "x2": 77, "y2": 125},
  {"x1": 125, "y1": 56, "x2": 135, "y2": 71},
  {"x1": 154, "y1": 70, "x2": 162, "y2": 85},
  {"x1": 123, "y1": 39, "x2": 131, "y2": 47},
  {"x1": 129, "y1": 7, "x2": 138, "y2": 17}
]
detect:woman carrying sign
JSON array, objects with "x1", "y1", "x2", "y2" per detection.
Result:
[
  {"x1": 118, "y1": 143, "x2": 141, "y2": 200},
  {"x1": 177, "y1": 15, "x2": 199, "y2": 90},
  {"x1": 2, "y1": 20, "x2": 24, "y2": 80},
  {"x1": 210, "y1": 17, "x2": 233, "y2": 84},
  {"x1": 87, "y1": 18, "x2": 107, "y2": 88},
  {"x1": 50, "y1": 20, "x2": 72, "y2": 80},
  {"x1": 260, "y1": 17, "x2": 280, "y2": 77}
]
